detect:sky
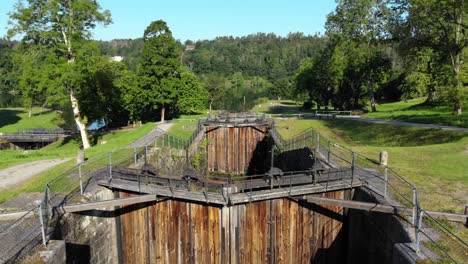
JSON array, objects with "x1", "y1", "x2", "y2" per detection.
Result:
[{"x1": 0, "y1": 0, "x2": 337, "y2": 42}]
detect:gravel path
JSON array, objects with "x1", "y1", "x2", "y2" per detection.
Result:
[
  {"x1": 0, "y1": 158, "x2": 71, "y2": 191},
  {"x1": 336, "y1": 116, "x2": 468, "y2": 132}
]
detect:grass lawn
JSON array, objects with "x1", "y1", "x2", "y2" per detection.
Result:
[
  {"x1": 167, "y1": 113, "x2": 209, "y2": 140},
  {"x1": 274, "y1": 118, "x2": 468, "y2": 213},
  {"x1": 0, "y1": 107, "x2": 65, "y2": 133},
  {"x1": 364, "y1": 98, "x2": 468, "y2": 128},
  {"x1": 0, "y1": 123, "x2": 156, "y2": 203},
  {"x1": 252, "y1": 100, "x2": 304, "y2": 114}
]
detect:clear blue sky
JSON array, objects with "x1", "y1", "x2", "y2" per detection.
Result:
[{"x1": 0, "y1": 0, "x2": 336, "y2": 41}]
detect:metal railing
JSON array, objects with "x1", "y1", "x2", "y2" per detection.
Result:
[
  {"x1": 184, "y1": 121, "x2": 204, "y2": 149},
  {"x1": 269, "y1": 125, "x2": 467, "y2": 263},
  {"x1": 0, "y1": 126, "x2": 187, "y2": 263}
]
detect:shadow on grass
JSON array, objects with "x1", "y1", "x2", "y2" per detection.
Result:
[
  {"x1": 0, "y1": 109, "x2": 22, "y2": 129},
  {"x1": 31, "y1": 109, "x2": 54, "y2": 117},
  {"x1": 57, "y1": 133, "x2": 104, "y2": 148},
  {"x1": 321, "y1": 120, "x2": 467, "y2": 147}
]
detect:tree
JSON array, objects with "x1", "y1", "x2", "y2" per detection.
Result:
[
  {"x1": 399, "y1": 0, "x2": 467, "y2": 114},
  {"x1": 8, "y1": 0, "x2": 111, "y2": 149},
  {"x1": 200, "y1": 73, "x2": 226, "y2": 111},
  {"x1": 0, "y1": 40, "x2": 17, "y2": 95},
  {"x1": 326, "y1": 0, "x2": 390, "y2": 112},
  {"x1": 176, "y1": 67, "x2": 208, "y2": 114},
  {"x1": 139, "y1": 20, "x2": 181, "y2": 122}
]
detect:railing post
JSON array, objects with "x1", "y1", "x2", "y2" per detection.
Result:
[
  {"x1": 303, "y1": 132, "x2": 306, "y2": 148},
  {"x1": 327, "y1": 141, "x2": 331, "y2": 163},
  {"x1": 134, "y1": 146, "x2": 137, "y2": 165},
  {"x1": 351, "y1": 152, "x2": 355, "y2": 187},
  {"x1": 384, "y1": 167, "x2": 388, "y2": 197},
  {"x1": 144, "y1": 144, "x2": 148, "y2": 164},
  {"x1": 317, "y1": 133, "x2": 320, "y2": 154},
  {"x1": 415, "y1": 210, "x2": 424, "y2": 253},
  {"x1": 45, "y1": 183, "x2": 51, "y2": 215},
  {"x1": 412, "y1": 188, "x2": 418, "y2": 226},
  {"x1": 108, "y1": 152, "x2": 112, "y2": 181},
  {"x1": 39, "y1": 204, "x2": 47, "y2": 246},
  {"x1": 79, "y1": 163, "x2": 83, "y2": 195}
]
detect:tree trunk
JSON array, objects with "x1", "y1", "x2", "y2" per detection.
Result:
[
  {"x1": 70, "y1": 89, "x2": 91, "y2": 149},
  {"x1": 209, "y1": 99, "x2": 213, "y2": 113},
  {"x1": 368, "y1": 80, "x2": 377, "y2": 112},
  {"x1": 425, "y1": 86, "x2": 436, "y2": 104},
  {"x1": 28, "y1": 108, "x2": 32, "y2": 118},
  {"x1": 161, "y1": 106, "x2": 165, "y2": 123},
  {"x1": 451, "y1": 4, "x2": 463, "y2": 115}
]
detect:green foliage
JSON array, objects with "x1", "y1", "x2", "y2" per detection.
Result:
[
  {"x1": 393, "y1": 0, "x2": 466, "y2": 111},
  {"x1": 177, "y1": 67, "x2": 209, "y2": 114},
  {"x1": 184, "y1": 33, "x2": 326, "y2": 98},
  {"x1": 0, "y1": 39, "x2": 18, "y2": 101},
  {"x1": 8, "y1": 0, "x2": 112, "y2": 55},
  {"x1": 138, "y1": 20, "x2": 181, "y2": 120},
  {"x1": 191, "y1": 138, "x2": 208, "y2": 172}
]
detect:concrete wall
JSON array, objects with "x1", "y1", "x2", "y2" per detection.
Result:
[{"x1": 53, "y1": 188, "x2": 119, "y2": 264}]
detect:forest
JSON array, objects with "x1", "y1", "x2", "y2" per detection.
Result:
[{"x1": 0, "y1": 0, "x2": 466, "y2": 147}]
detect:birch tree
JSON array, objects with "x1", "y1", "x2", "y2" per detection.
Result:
[{"x1": 8, "y1": 0, "x2": 111, "y2": 149}]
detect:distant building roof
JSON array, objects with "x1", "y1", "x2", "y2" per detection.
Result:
[{"x1": 185, "y1": 45, "x2": 195, "y2": 51}]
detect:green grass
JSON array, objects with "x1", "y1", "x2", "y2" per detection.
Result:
[
  {"x1": 252, "y1": 100, "x2": 304, "y2": 114},
  {"x1": 0, "y1": 107, "x2": 65, "y2": 133},
  {"x1": 274, "y1": 118, "x2": 468, "y2": 213},
  {"x1": 363, "y1": 98, "x2": 468, "y2": 128},
  {"x1": 167, "y1": 113, "x2": 208, "y2": 140},
  {"x1": 0, "y1": 123, "x2": 157, "y2": 203}
]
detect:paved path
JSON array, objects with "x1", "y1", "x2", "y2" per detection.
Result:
[
  {"x1": 0, "y1": 158, "x2": 72, "y2": 191},
  {"x1": 131, "y1": 122, "x2": 173, "y2": 148},
  {"x1": 337, "y1": 116, "x2": 468, "y2": 132}
]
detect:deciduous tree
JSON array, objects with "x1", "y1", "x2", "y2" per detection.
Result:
[{"x1": 8, "y1": 0, "x2": 111, "y2": 149}]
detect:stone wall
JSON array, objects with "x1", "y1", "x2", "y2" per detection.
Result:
[{"x1": 53, "y1": 187, "x2": 119, "y2": 264}]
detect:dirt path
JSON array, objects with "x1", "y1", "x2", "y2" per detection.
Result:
[{"x1": 0, "y1": 158, "x2": 71, "y2": 191}]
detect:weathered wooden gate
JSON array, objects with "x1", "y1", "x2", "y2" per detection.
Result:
[
  {"x1": 118, "y1": 190, "x2": 346, "y2": 264},
  {"x1": 205, "y1": 125, "x2": 269, "y2": 174},
  {"x1": 204, "y1": 113, "x2": 271, "y2": 175}
]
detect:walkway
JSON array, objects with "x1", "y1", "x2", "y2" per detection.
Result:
[
  {"x1": 0, "y1": 158, "x2": 72, "y2": 191},
  {"x1": 337, "y1": 116, "x2": 468, "y2": 132}
]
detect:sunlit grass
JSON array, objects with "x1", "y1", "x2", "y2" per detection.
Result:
[
  {"x1": 364, "y1": 98, "x2": 468, "y2": 128},
  {"x1": 0, "y1": 107, "x2": 64, "y2": 133}
]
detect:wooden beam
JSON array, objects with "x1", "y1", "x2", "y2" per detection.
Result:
[
  {"x1": 62, "y1": 194, "x2": 160, "y2": 213},
  {"x1": 305, "y1": 196, "x2": 468, "y2": 223}
]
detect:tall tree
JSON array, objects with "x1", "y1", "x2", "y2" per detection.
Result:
[
  {"x1": 326, "y1": 0, "x2": 390, "y2": 112},
  {"x1": 139, "y1": 20, "x2": 181, "y2": 122},
  {"x1": 401, "y1": 0, "x2": 467, "y2": 114},
  {"x1": 8, "y1": 0, "x2": 111, "y2": 149}
]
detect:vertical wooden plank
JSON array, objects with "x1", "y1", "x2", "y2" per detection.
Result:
[{"x1": 230, "y1": 205, "x2": 237, "y2": 264}]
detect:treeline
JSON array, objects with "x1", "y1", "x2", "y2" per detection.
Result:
[
  {"x1": 295, "y1": 0, "x2": 467, "y2": 113},
  {"x1": 95, "y1": 33, "x2": 327, "y2": 108}
]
